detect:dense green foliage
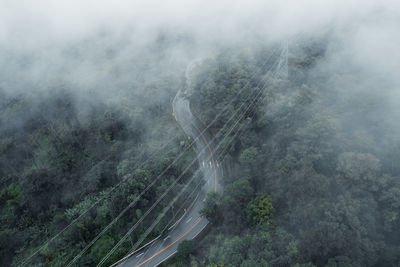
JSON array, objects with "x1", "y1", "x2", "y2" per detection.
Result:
[
  {"x1": 165, "y1": 42, "x2": 400, "y2": 266},
  {"x1": 2, "y1": 37, "x2": 400, "y2": 267},
  {"x1": 0, "y1": 83, "x2": 198, "y2": 265},
  {"x1": 247, "y1": 195, "x2": 274, "y2": 226},
  {"x1": 200, "y1": 192, "x2": 220, "y2": 224},
  {"x1": 176, "y1": 240, "x2": 197, "y2": 264}
]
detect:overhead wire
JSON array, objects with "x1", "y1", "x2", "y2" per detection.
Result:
[
  {"x1": 97, "y1": 166, "x2": 204, "y2": 267},
  {"x1": 64, "y1": 46, "x2": 280, "y2": 266},
  {"x1": 19, "y1": 129, "x2": 183, "y2": 266},
  {"x1": 216, "y1": 49, "x2": 285, "y2": 162},
  {"x1": 111, "y1": 171, "x2": 204, "y2": 267},
  {"x1": 96, "y1": 45, "x2": 287, "y2": 266}
]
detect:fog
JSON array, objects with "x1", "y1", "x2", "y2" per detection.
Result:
[
  {"x1": 1, "y1": 0, "x2": 400, "y2": 266},
  {"x1": 1, "y1": 0, "x2": 399, "y2": 101}
]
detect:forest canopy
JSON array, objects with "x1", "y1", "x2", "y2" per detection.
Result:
[{"x1": 1, "y1": 0, "x2": 400, "y2": 266}]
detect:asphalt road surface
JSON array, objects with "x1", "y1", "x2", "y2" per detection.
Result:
[{"x1": 113, "y1": 84, "x2": 223, "y2": 267}]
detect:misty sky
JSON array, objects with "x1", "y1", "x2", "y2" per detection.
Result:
[{"x1": 0, "y1": 0, "x2": 399, "y2": 107}]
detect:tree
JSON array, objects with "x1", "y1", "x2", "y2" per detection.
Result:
[
  {"x1": 337, "y1": 152, "x2": 380, "y2": 181},
  {"x1": 337, "y1": 152, "x2": 381, "y2": 191},
  {"x1": 222, "y1": 178, "x2": 254, "y2": 232},
  {"x1": 176, "y1": 240, "x2": 196, "y2": 263},
  {"x1": 239, "y1": 147, "x2": 259, "y2": 166},
  {"x1": 90, "y1": 235, "x2": 114, "y2": 263},
  {"x1": 200, "y1": 192, "x2": 220, "y2": 224},
  {"x1": 21, "y1": 169, "x2": 62, "y2": 219},
  {"x1": 247, "y1": 196, "x2": 274, "y2": 226},
  {"x1": 379, "y1": 187, "x2": 400, "y2": 232}
]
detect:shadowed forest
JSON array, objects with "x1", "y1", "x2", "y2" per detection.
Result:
[{"x1": 1, "y1": 1, "x2": 400, "y2": 266}]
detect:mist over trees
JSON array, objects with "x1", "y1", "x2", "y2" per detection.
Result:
[
  {"x1": 0, "y1": 34, "x2": 203, "y2": 265},
  {"x1": 1, "y1": 0, "x2": 400, "y2": 266},
  {"x1": 175, "y1": 39, "x2": 400, "y2": 266}
]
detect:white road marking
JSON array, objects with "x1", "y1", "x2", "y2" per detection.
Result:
[
  {"x1": 186, "y1": 217, "x2": 192, "y2": 223},
  {"x1": 209, "y1": 161, "x2": 212, "y2": 167},
  {"x1": 202, "y1": 161, "x2": 205, "y2": 167},
  {"x1": 154, "y1": 250, "x2": 177, "y2": 267},
  {"x1": 137, "y1": 241, "x2": 156, "y2": 264},
  {"x1": 163, "y1": 236, "x2": 170, "y2": 241},
  {"x1": 168, "y1": 213, "x2": 186, "y2": 231},
  {"x1": 155, "y1": 241, "x2": 163, "y2": 251},
  {"x1": 192, "y1": 221, "x2": 208, "y2": 239},
  {"x1": 193, "y1": 193, "x2": 200, "y2": 203},
  {"x1": 147, "y1": 240, "x2": 164, "y2": 266},
  {"x1": 136, "y1": 252, "x2": 144, "y2": 258}
]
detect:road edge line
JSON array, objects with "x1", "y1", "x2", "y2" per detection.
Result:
[{"x1": 109, "y1": 235, "x2": 161, "y2": 267}]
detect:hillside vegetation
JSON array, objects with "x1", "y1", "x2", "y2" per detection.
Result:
[{"x1": 170, "y1": 42, "x2": 400, "y2": 267}]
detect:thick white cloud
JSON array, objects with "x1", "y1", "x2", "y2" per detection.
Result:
[
  {"x1": 0, "y1": 0, "x2": 399, "y2": 101},
  {"x1": 1, "y1": 0, "x2": 398, "y2": 45}
]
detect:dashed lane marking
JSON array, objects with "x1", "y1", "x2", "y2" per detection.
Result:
[{"x1": 137, "y1": 217, "x2": 202, "y2": 267}]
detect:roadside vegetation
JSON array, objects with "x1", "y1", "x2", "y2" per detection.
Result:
[
  {"x1": 1, "y1": 37, "x2": 400, "y2": 267},
  {"x1": 0, "y1": 76, "x2": 198, "y2": 266},
  {"x1": 168, "y1": 41, "x2": 400, "y2": 266}
]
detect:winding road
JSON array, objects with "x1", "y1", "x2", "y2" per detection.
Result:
[
  {"x1": 112, "y1": 44, "x2": 287, "y2": 266},
  {"x1": 112, "y1": 62, "x2": 223, "y2": 267}
]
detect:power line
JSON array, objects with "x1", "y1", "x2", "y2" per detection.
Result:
[
  {"x1": 97, "y1": 164, "x2": 203, "y2": 267},
  {"x1": 19, "y1": 130, "x2": 183, "y2": 266},
  {"x1": 218, "y1": 43, "x2": 289, "y2": 163},
  {"x1": 111, "y1": 170, "x2": 204, "y2": 267},
  {"x1": 97, "y1": 46, "x2": 287, "y2": 266},
  {"x1": 63, "y1": 47, "x2": 280, "y2": 266},
  {"x1": 98, "y1": 81, "x2": 267, "y2": 266}
]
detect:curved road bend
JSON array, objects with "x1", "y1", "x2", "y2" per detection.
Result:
[{"x1": 113, "y1": 89, "x2": 223, "y2": 267}]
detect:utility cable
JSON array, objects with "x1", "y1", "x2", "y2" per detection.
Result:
[
  {"x1": 96, "y1": 49, "x2": 286, "y2": 266},
  {"x1": 65, "y1": 46, "x2": 282, "y2": 266}
]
